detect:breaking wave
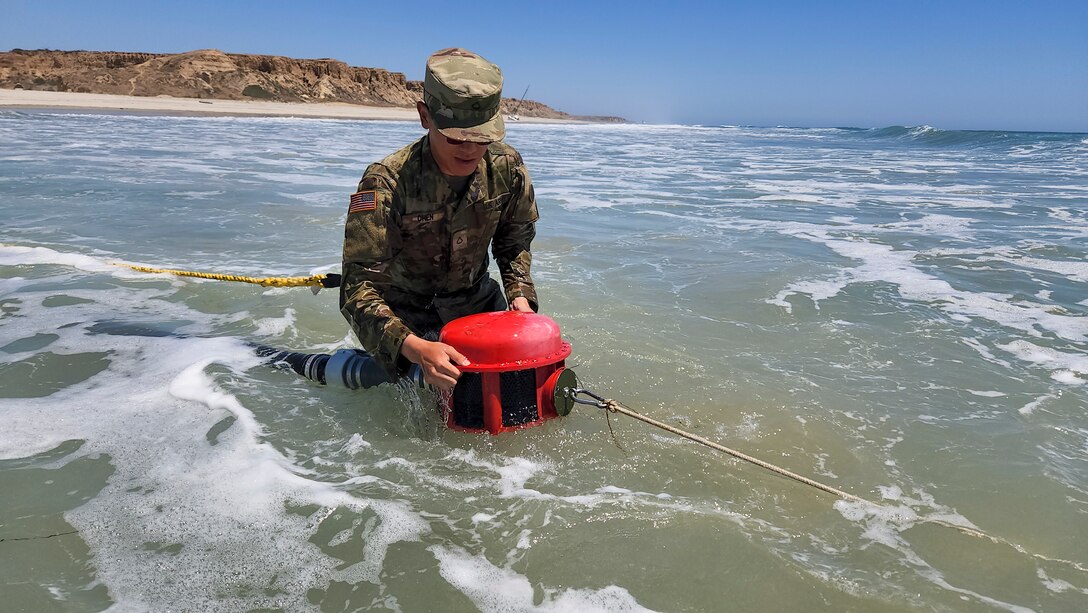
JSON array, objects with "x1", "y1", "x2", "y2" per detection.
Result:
[{"x1": 850, "y1": 124, "x2": 1087, "y2": 148}]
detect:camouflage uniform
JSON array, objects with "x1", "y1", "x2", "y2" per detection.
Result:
[{"x1": 340, "y1": 135, "x2": 539, "y2": 378}]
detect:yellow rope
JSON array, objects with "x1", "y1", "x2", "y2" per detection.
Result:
[
  {"x1": 597, "y1": 397, "x2": 1088, "y2": 574},
  {"x1": 117, "y1": 264, "x2": 329, "y2": 288}
]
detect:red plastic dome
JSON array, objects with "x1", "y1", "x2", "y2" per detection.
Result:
[{"x1": 439, "y1": 311, "x2": 571, "y2": 372}]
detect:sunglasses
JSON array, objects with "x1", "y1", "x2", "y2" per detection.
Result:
[{"x1": 444, "y1": 135, "x2": 492, "y2": 147}]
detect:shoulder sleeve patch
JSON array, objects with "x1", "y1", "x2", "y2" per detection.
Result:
[{"x1": 348, "y1": 190, "x2": 377, "y2": 213}]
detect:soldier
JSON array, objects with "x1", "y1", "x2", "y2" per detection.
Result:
[{"x1": 340, "y1": 48, "x2": 539, "y2": 391}]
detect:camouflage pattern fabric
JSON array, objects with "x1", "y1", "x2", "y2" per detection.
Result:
[
  {"x1": 340, "y1": 135, "x2": 538, "y2": 377},
  {"x1": 424, "y1": 48, "x2": 505, "y2": 143}
]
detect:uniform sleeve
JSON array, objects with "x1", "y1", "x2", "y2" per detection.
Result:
[
  {"x1": 339, "y1": 168, "x2": 412, "y2": 378},
  {"x1": 492, "y1": 161, "x2": 540, "y2": 311}
]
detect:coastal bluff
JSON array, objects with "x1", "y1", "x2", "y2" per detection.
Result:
[{"x1": 0, "y1": 48, "x2": 624, "y2": 122}]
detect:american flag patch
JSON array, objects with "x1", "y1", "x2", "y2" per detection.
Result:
[{"x1": 348, "y1": 190, "x2": 377, "y2": 213}]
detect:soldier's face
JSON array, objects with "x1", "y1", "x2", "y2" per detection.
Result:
[
  {"x1": 429, "y1": 130, "x2": 488, "y2": 176},
  {"x1": 418, "y1": 102, "x2": 489, "y2": 176}
]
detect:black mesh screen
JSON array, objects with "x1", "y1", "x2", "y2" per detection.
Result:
[
  {"x1": 451, "y1": 372, "x2": 484, "y2": 429},
  {"x1": 500, "y1": 369, "x2": 538, "y2": 426},
  {"x1": 450, "y1": 369, "x2": 540, "y2": 429}
]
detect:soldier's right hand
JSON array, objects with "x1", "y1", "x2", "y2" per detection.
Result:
[{"x1": 400, "y1": 334, "x2": 470, "y2": 391}]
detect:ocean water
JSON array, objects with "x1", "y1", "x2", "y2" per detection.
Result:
[{"x1": 1, "y1": 110, "x2": 1086, "y2": 612}]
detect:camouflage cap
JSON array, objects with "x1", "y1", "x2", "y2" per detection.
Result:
[{"x1": 424, "y1": 48, "x2": 505, "y2": 143}]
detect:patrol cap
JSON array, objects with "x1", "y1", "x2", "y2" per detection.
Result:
[{"x1": 423, "y1": 48, "x2": 505, "y2": 143}]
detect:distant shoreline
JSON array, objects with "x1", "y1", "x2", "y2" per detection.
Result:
[{"x1": 0, "y1": 89, "x2": 590, "y2": 124}]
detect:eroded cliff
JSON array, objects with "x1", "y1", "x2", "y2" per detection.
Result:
[{"x1": 0, "y1": 48, "x2": 625, "y2": 122}]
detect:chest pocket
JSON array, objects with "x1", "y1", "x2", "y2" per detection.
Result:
[
  {"x1": 481, "y1": 195, "x2": 505, "y2": 236},
  {"x1": 447, "y1": 195, "x2": 506, "y2": 283},
  {"x1": 398, "y1": 206, "x2": 447, "y2": 273}
]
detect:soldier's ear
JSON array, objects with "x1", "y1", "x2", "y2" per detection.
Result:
[{"x1": 417, "y1": 102, "x2": 431, "y2": 130}]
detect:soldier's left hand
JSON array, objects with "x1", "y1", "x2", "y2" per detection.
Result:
[{"x1": 509, "y1": 297, "x2": 533, "y2": 312}]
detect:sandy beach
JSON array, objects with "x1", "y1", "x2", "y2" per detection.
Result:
[{"x1": 0, "y1": 89, "x2": 581, "y2": 123}]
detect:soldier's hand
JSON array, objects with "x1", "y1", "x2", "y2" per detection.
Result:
[
  {"x1": 509, "y1": 297, "x2": 533, "y2": 312},
  {"x1": 400, "y1": 334, "x2": 470, "y2": 391}
]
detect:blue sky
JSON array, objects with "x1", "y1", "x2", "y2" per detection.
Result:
[{"x1": 3, "y1": 0, "x2": 1085, "y2": 132}]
